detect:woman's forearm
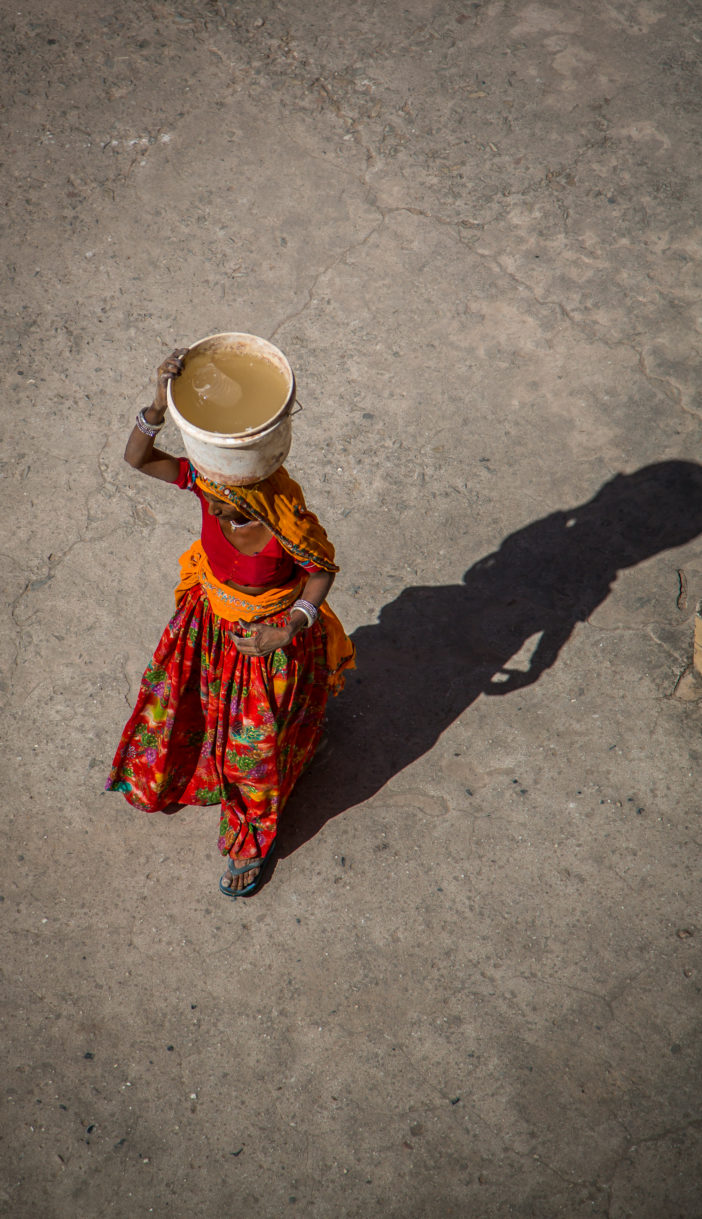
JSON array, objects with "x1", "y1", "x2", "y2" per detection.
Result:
[
  {"x1": 282, "y1": 570, "x2": 333, "y2": 637},
  {"x1": 287, "y1": 570, "x2": 335, "y2": 637},
  {"x1": 124, "y1": 349, "x2": 186, "y2": 481},
  {"x1": 124, "y1": 400, "x2": 166, "y2": 467}
]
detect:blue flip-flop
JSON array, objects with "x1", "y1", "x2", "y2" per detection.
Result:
[{"x1": 219, "y1": 846, "x2": 276, "y2": 899}]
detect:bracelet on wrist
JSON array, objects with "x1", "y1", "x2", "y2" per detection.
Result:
[
  {"x1": 135, "y1": 406, "x2": 165, "y2": 438},
  {"x1": 291, "y1": 599, "x2": 319, "y2": 630}
]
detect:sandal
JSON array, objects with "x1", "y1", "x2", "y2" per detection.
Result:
[{"x1": 219, "y1": 845, "x2": 276, "y2": 899}]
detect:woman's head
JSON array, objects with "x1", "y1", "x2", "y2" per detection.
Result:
[{"x1": 201, "y1": 488, "x2": 254, "y2": 526}]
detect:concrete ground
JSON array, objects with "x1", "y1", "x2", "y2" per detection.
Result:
[{"x1": 2, "y1": 1, "x2": 701, "y2": 1215}]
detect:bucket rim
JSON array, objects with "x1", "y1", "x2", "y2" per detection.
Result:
[{"x1": 166, "y1": 331, "x2": 295, "y2": 441}]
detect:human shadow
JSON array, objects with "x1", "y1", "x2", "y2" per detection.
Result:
[{"x1": 278, "y1": 460, "x2": 702, "y2": 857}]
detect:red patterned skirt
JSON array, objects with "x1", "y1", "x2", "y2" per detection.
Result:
[{"x1": 106, "y1": 585, "x2": 330, "y2": 862}]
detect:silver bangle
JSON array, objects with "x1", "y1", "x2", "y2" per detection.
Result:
[
  {"x1": 292, "y1": 599, "x2": 319, "y2": 629},
  {"x1": 135, "y1": 407, "x2": 165, "y2": 437}
]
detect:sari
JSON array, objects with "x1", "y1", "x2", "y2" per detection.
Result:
[{"x1": 106, "y1": 467, "x2": 355, "y2": 864}]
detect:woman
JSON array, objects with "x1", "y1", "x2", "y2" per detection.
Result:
[{"x1": 106, "y1": 348, "x2": 355, "y2": 897}]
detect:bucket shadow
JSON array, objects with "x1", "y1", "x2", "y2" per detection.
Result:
[{"x1": 278, "y1": 460, "x2": 702, "y2": 857}]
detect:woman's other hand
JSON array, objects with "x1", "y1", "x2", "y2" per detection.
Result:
[{"x1": 234, "y1": 622, "x2": 293, "y2": 657}]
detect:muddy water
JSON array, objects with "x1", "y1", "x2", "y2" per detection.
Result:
[{"x1": 173, "y1": 350, "x2": 290, "y2": 433}]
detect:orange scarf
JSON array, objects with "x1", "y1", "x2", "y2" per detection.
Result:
[{"x1": 195, "y1": 466, "x2": 339, "y2": 573}]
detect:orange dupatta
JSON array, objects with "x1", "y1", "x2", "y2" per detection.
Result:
[{"x1": 195, "y1": 466, "x2": 339, "y2": 572}]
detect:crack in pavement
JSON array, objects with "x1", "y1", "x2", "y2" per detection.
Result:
[
  {"x1": 348, "y1": 187, "x2": 700, "y2": 426},
  {"x1": 604, "y1": 1116, "x2": 702, "y2": 1216},
  {"x1": 7, "y1": 530, "x2": 114, "y2": 696},
  {"x1": 628, "y1": 1116, "x2": 702, "y2": 1149},
  {"x1": 268, "y1": 216, "x2": 386, "y2": 343}
]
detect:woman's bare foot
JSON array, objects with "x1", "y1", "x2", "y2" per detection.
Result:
[{"x1": 220, "y1": 857, "x2": 262, "y2": 894}]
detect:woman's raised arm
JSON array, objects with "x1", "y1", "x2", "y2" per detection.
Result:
[{"x1": 124, "y1": 348, "x2": 188, "y2": 482}]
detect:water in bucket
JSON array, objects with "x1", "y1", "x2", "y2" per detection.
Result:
[{"x1": 173, "y1": 349, "x2": 290, "y2": 434}]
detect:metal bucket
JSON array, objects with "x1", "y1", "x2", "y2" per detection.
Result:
[{"x1": 166, "y1": 331, "x2": 295, "y2": 486}]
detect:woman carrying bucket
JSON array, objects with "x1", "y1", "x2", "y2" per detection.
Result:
[{"x1": 106, "y1": 343, "x2": 355, "y2": 897}]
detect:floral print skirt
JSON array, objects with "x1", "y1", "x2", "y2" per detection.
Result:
[{"x1": 105, "y1": 585, "x2": 330, "y2": 862}]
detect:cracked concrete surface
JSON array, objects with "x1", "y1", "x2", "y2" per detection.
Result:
[{"x1": 2, "y1": 1, "x2": 701, "y2": 1216}]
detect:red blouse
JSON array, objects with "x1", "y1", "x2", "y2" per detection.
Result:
[{"x1": 176, "y1": 459, "x2": 318, "y2": 586}]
